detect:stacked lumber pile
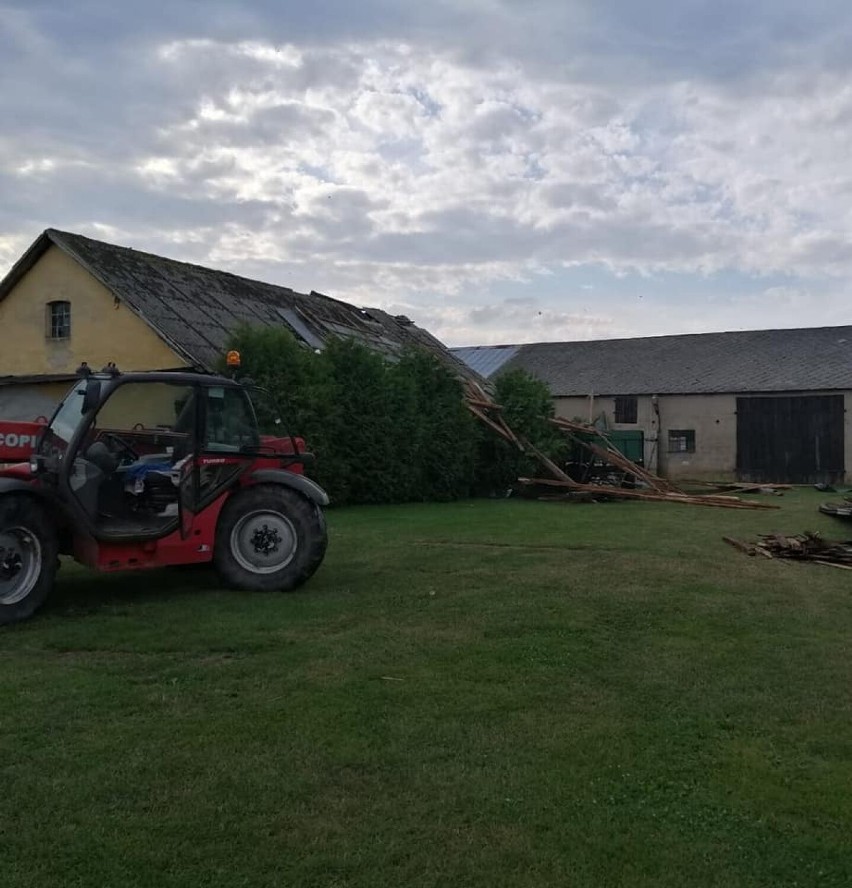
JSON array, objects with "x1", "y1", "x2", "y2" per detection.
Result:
[
  {"x1": 723, "y1": 532, "x2": 852, "y2": 569},
  {"x1": 461, "y1": 381, "x2": 777, "y2": 511}
]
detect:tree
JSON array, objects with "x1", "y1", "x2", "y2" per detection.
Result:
[{"x1": 474, "y1": 368, "x2": 566, "y2": 495}]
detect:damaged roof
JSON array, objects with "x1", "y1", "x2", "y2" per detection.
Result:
[
  {"x1": 450, "y1": 345, "x2": 521, "y2": 379},
  {"x1": 454, "y1": 327, "x2": 852, "y2": 395},
  {"x1": 0, "y1": 229, "x2": 482, "y2": 384}
]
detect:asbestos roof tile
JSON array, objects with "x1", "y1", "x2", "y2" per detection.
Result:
[
  {"x1": 498, "y1": 328, "x2": 852, "y2": 395},
  {"x1": 36, "y1": 229, "x2": 486, "y2": 386}
]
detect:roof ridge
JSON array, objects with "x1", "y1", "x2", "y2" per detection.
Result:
[
  {"x1": 22, "y1": 227, "x2": 486, "y2": 386},
  {"x1": 45, "y1": 228, "x2": 367, "y2": 312},
  {"x1": 490, "y1": 325, "x2": 852, "y2": 396},
  {"x1": 504, "y1": 324, "x2": 852, "y2": 349}
]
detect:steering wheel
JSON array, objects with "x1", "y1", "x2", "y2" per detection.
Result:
[{"x1": 100, "y1": 432, "x2": 139, "y2": 464}]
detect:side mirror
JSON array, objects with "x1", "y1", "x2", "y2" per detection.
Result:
[{"x1": 81, "y1": 378, "x2": 102, "y2": 413}]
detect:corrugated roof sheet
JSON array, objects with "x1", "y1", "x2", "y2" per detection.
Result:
[
  {"x1": 499, "y1": 327, "x2": 852, "y2": 395},
  {"x1": 450, "y1": 345, "x2": 521, "y2": 378}
]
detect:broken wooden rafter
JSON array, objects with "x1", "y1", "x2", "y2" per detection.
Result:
[
  {"x1": 464, "y1": 390, "x2": 779, "y2": 509},
  {"x1": 466, "y1": 397, "x2": 502, "y2": 410},
  {"x1": 519, "y1": 477, "x2": 779, "y2": 510},
  {"x1": 549, "y1": 417, "x2": 675, "y2": 492},
  {"x1": 464, "y1": 402, "x2": 522, "y2": 449},
  {"x1": 584, "y1": 441, "x2": 674, "y2": 493},
  {"x1": 519, "y1": 439, "x2": 576, "y2": 484},
  {"x1": 686, "y1": 480, "x2": 792, "y2": 494}
]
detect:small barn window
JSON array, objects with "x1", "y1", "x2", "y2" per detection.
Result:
[
  {"x1": 46, "y1": 301, "x2": 71, "y2": 340},
  {"x1": 614, "y1": 395, "x2": 638, "y2": 424},
  {"x1": 668, "y1": 429, "x2": 695, "y2": 453}
]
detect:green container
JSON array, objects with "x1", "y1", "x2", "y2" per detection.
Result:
[
  {"x1": 606, "y1": 430, "x2": 645, "y2": 466},
  {"x1": 566, "y1": 428, "x2": 646, "y2": 484}
]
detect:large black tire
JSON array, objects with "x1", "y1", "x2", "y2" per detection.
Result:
[
  {"x1": 214, "y1": 485, "x2": 328, "y2": 592},
  {"x1": 0, "y1": 495, "x2": 58, "y2": 626}
]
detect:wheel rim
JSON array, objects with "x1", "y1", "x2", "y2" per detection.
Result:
[
  {"x1": 230, "y1": 509, "x2": 298, "y2": 574},
  {"x1": 0, "y1": 527, "x2": 42, "y2": 606}
]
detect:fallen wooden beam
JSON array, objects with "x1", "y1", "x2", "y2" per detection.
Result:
[
  {"x1": 549, "y1": 418, "x2": 675, "y2": 493},
  {"x1": 464, "y1": 402, "x2": 522, "y2": 448},
  {"x1": 465, "y1": 397, "x2": 503, "y2": 410},
  {"x1": 519, "y1": 440, "x2": 577, "y2": 484},
  {"x1": 584, "y1": 441, "x2": 674, "y2": 493},
  {"x1": 685, "y1": 480, "x2": 792, "y2": 494},
  {"x1": 723, "y1": 536, "x2": 758, "y2": 555},
  {"x1": 814, "y1": 560, "x2": 852, "y2": 571},
  {"x1": 518, "y1": 478, "x2": 779, "y2": 510},
  {"x1": 685, "y1": 479, "x2": 793, "y2": 490}
]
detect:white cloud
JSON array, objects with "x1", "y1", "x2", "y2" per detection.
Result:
[
  {"x1": 2, "y1": 2, "x2": 852, "y2": 345},
  {"x1": 129, "y1": 39, "x2": 852, "y2": 284}
]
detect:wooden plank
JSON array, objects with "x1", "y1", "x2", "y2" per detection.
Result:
[
  {"x1": 519, "y1": 477, "x2": 592, "y2": 489},
  {"x1": 585, "y1": 442, "x2": 674, "y2": 493},
  {"x1": 465, "y1": 403, "x2": 517, "y2": 445},
  {"x1": 813, "y1": 560, "x2": 852, "y2": 571},
  {"x1": 465, "y1": 397, "x2": 503, "y2": 410},
  {"x1": 493, "y1": 415, "x2": 523, "y2": 449},
  {"x1": 685, "y1": 479, "x2": 793, "y2": 491},
  {"x1": 551, "y1": 417, "x2": 595, "y2": 433},
  {"x1": 517, "y1": 478, "x2": 779, "y2": 510},
  {"x1": 722, "y1": 536, "x2": 756, "y2": 555},
  {"x1": 549, "y1": 418, "x2": 675, "y2": 493},
  {"x1": 519, "y1": 442, "x2": 578, "y2": 484},
  {"x1": 464, "y1": 399, "x2": 524, "y2": 449}
]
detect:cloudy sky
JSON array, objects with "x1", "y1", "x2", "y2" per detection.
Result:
[{"x1": 2, "y1": 1, "x2": 852, "y2": 345}]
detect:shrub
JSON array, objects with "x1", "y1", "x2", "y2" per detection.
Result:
[{"x1": 226, "y1": 326, "x2": 561, "y2": 505}]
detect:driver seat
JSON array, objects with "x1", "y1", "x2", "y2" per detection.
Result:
[
  {"x1": 85, "y1": 440, "x2": 120, "y2": 475},
  {"x1": 69, "y1": 454, "x2": 109, "y2": 518}
]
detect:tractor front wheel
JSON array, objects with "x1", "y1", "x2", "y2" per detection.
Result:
[
  {"x1": 0, "y1": 495, "x2": 58, "y2": 626},
  {"x1": 214, "y1": 485, "x2": 327, "y2": 592}
]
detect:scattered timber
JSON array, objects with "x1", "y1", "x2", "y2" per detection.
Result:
[
  {"x1": 818, "y1": 501, "x2": 852, "y2": 520},
  {"x1": 684, "y1": 480, "x2": 791, "y2": 495},
  {"x1": 519, "y1": 478, "x2": 779, "y2": 510},
  {"x1": 723, "y1": 531, "x2": 852, "y2": 567},
  {"x1": 462, "y1": 383, "x2": 778, "y2": 510}
]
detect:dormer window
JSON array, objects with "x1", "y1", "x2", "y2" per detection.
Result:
[{"x1": 47, "y1": 300, "x2": 71, "y2": 340}]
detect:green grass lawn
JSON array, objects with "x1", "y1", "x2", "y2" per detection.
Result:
[{"x1": 2, "y1": 490, "x2": 852, "y2": 887}]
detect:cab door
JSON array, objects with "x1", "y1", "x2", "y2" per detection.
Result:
[
  {"x1": 180, "y1": 385, "x2": 259, "y2": 530},
  {"x1": 60, "y1": 379, "x2": 198, "y2": 540}
]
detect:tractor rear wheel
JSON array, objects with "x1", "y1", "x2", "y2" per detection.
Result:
[
  {"x1": 0, "y1": 495, "x2": 58, "y2": 626},
  {"x1": 214, "y1": 485, "x2": 327, "y2": 592}
]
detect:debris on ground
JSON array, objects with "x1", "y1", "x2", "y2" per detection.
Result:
[
  {"x1": 522, "y1": 478, "x2": 779, "y2": 510},
  {"x1": 723, "y1": 532, "x2": 852, "y2": 569},
  {"x1": 819, "y1": 501, "x2": 852, "y2": 520},
  {"x1": 461, "y1": 380, "x2": 778, "y2": 511},
  {"x1": 683, "y1": 480, "x2": 791, "y2": 495}
]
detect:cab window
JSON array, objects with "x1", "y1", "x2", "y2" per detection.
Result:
[{"x1": 203, "y1": 387, "x2": 259, "y2": 452}]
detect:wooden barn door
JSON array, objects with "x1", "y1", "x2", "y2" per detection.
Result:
[{"x1": 736, "y1": 395, "x2": 845, "y2": 484}]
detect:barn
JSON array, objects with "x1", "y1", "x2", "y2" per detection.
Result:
[
  {"x1": 453, "y1": 328, "x2": 852, "y2": 485},
  {"x1": 0, "y1": 228, "x2": 478, "y2": 420}
]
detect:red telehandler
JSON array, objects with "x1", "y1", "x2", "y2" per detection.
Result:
[{"x1": 0, "y1": 354, "x2": 329, "y2": 625}]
